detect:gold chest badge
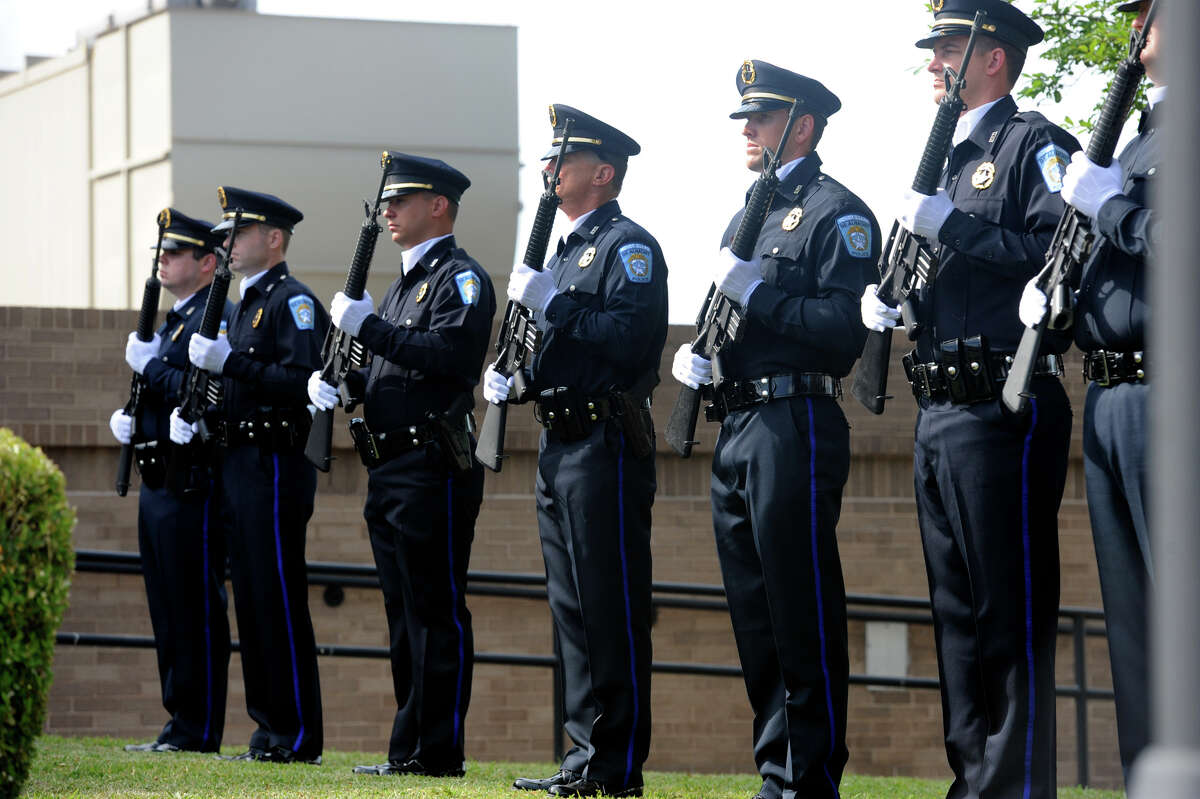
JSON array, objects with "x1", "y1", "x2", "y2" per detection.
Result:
[
  {"x1": 416, "y1": 282, "x2": 430, "y2": 303},
  {"x1": 971, "y1": 162, "x2": 997, "y2": 190},
  {"x1": 782, "y1": 207, "x2": 804, "y2": 231},
  {"x1": 251, "y1": 307, "x2": 263, "y2": 328},
  {"x1": 170, "y1": 323, "x2": 184, "y2": 342},
  {"x1": 578, "y1": 247, "x2": 597, "y2": 269}
]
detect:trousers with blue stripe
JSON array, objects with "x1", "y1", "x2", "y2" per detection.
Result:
[
  {"x1": 137, "y1": 481, "x2": 230, "y2": 751},
  {"x1": 711, "y1": 395, "x2": 850, "y2": 799},
  {"x1": 217, "y1": 444, "x2": 323, "y2": 759},
  {"x1": 535, "y1": 422, "x2": 654, "y2": 790},
  {"x1": 362, "y1": 447, "x2": 483, "y2": 769},
  {"x1": 913, "y1": 376, "x2": 1070, "y2": 799}
]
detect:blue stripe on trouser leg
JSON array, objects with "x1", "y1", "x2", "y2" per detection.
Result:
[
  {"x1": 202, "y1": 490, "x2": 214, "y2": 747},
  {"x1": 447, "y1": 476, "x2": 466, "y2": 747},
  {"x1": 271, "y1": 453, "x2": 306, "y2": 752},
  {"x1": 807, "y1": 399, "x2": 840, "y2": 799},
  {"x1": 617, "y1": 432, "x2": 639, "y2": 787},
  {"x1": 1020, "y1": 399, "x2": 1039, "y2": 799}
]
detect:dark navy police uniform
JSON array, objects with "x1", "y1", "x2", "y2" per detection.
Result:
[
  {"x1": 212, "y1": 188, "x2": 329, "y2": 762},
  {"x1": 131, "y1": 210, "x2": 232, "y2": 752},
  {"x1": 906, "y1": 5, "x2": 1079, "y2": 798},
  {"x1": 519, "y1": 105, "x2": 667, "y2": 797},
  {"x1": 710, "y1": 62, "x2": 876, "y2": 799},
  {"x1": 1072, "y1": 89, "x2": 1160, "y2": 779},
  {"x1": 342, "y1": 154, "x2": 496, "y2": 776}
]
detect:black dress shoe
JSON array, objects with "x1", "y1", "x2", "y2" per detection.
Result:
[
  {"x1": 123, "y1": 741, "x2": 180, "y2": 753},
  {"x1": 513, "y1": 768, "x2": 581, "y2": 791},
  {"x1": 548, "y1": 777, "x2": 644, "y2": 797},
  {"x1": 217, "y1": 746, "x2": 321, "y2": 765},
  {"x1": 352, "y1": 761, "x2": 405, "y2": 775}
]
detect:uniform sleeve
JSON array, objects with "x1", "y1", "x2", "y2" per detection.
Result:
[
  {"x1": 141, "y1": 357, "x2": 186, "y2": 405},
  {"x1": 356, "y1": 269, "x2": 494, "y2": 382},
  {"x1": 1096, "y1": 194, "x2": 1157, "y2": 259},
  {"x1": 744, "y1": 205, "x2": 878, "y2": 363},
  {"x1": 223, "y1": 294, "x2": 329, "y2": 405},
  {"x1": 542, "y1": 237, "x2": 667, "y2": 366},
  {"x1": 937, "y1": 128, "x2": 1081, "y2": 280}
]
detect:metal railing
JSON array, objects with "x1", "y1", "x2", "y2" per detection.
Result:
[{"x1": 59, "y1": 549, "x2": 1113, "y2": 786}]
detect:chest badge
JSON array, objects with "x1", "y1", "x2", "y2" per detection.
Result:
[
  {"x1": 782, "y1": 207, "x2": 804, "y2": 231},
  {"x1": 251, "y1": 307, "x2": 263, "y2": 328},
  {"x1": 170, "y1": 323, "x2": 184, "y2": 343},
  {"x1": 971, "y1": 161, "x2": 997, "y2": 190},
  {"x1": 416, "y1": 282, "x2": 430, "y2": 303},
  {"x1": 578, "y1": 246, "x2": 597, "y2": 269}
]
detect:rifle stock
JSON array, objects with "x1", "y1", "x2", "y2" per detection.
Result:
[{"x1": 116, "y1": 209, "x2": 168, "y2": 496}]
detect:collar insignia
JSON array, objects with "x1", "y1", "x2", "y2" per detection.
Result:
[
  {"x1": 171, "y1": 323, "x2": 184, "y2": 342},
  {"x1": 252, "y1": 307, "x2": 263, "y2": 328},
  {"x1": 416, "y1": 282, "x2": 430, "y2": 303}
]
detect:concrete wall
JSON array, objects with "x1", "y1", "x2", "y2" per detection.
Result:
[{"x1": 0, "y1": 306, "x2": 1123, "y2": 788}]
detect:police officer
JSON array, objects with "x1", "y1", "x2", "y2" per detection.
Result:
[
  {"x1": 111, "y1": 210, "x2": 232, "y2": 754},
  {"x1": 1019, "y1": 1, "x2": 1162, "y2": 783},
  {"x1": 486, "y1": 105, "x2": 667, "y2": 798},
  {"x1": 860, "y1": 3, "x2": 1080, "y2": 797},
  {"x1": 170, "y1": 187, "x2": 328, "y2": 764},
  {"x1": 307, "y1": 154, "x2": 496, "y2": 778},
  {"x1": 672, "y1": 62, "x2": 878, "y2": 799}
]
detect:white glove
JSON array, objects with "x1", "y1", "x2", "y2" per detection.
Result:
[
  {"x1": 308, "y1": 371, "x2": 338, "y2": 410},
  {"x1": 860, "y1": 284, "x2": 902, "y2": 333},
  {"x1": 482, "y1": 364, "x2": 515, "y2": 405},
  {"x1": 1062, "y1": 151, "x2": 1123, "y2": 219},
  {"x1": 507, "y1": 264, "x2": 557, "y2": 313},
  {"x1": 188, "y1": 333, "x2": 231, "y2": 374},
  {"x1": 899, "y1": 188, "x2": 955, "y2": 240},
  {"x1": 168, "y1": 407, "x2": 197, "y2": 445},
  {"x1": 109, "y1": 409, "x2": 133, "y2": 445},
  {"x1": 331, "y1": 290, "x2": 374, "y2": 337},
  {"x1": 671, "y1": 343, "x2": 713, "y2": 390},
  {"x1": 714, "y1": 247, "x2": 762, "y2": 307},
  {"x1": 1019, "y1": 277, "x2": 1048, "y2": 329},
  {"x1": 125, "y1": 332, "x2": 160, "y2": 375}
]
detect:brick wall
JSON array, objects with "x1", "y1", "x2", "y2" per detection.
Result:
[{"x1": 0, "y1": 305, "x2": 1121, "y2": 788}]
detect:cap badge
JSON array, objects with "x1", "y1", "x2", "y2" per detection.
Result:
[
  {"x1": 157, "y1": 208, "x2": 171, "y2": 228},
  {"x1": 416, "y1": 282, "x2": 430, "y2": 303},
  {"x1": 217, "y1": 186, "x2": 228, "y2": 209},
  {"x1": 931, "y1": 0, "x2": 944, "y2": 11},
  {"x1": 578, "y1": 247, "x2": 597, "y2": 269},
  {"x1": 971, "y1": 161, "x2": 997, "y2": 190},
  {"x1": 252, "y1": 307, "x2": 263, "y2": 328},
  {"x1": 782, "y1": 207, "x2": 804, "y2": 231},
  {"x1": 171, "y1": 323, "x2": 184, "y2": 342},
  {"x1": 740, "y1": 60, "x2": 757, "y2": 86},
  {"x1": 548, "y1": 104, "x2": 557, "y2": 128}
]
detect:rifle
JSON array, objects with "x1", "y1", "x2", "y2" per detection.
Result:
[
  {"x1": 663, "y1": 99, "x2": 803, "y2": 457},
  {"x1": 116, "y1": 208, "x2": 169, "y2": 496},
  {"x1": 304, "y1": 150, "x2": 393, "y2": 471},
  {"x1": 1001, "y1": 0, "x2": 1157, "y2": 414},
  {"x1": 165, "y1": 210, "x2": 241, "y2": 495},
  {"x1": 851, "y1": 11, "x2": 989, "y2": 415},
  {"x1": 474, "y1": 117, "x2": 575, "y2": 472}
]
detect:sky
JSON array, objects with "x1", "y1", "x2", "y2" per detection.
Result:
[{"x1": 1, "y1": 0, "x2": 1120, "y2": 323}]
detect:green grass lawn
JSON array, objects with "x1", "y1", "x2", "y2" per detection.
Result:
[{"x1": 22, "y1": 736, "x2": 1126, "y2": 798}]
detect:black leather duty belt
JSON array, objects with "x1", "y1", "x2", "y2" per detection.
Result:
[
  {"x1": 215, "y1": 408, "x2": 311, "y2": 450},
  {"x1": 1083, "y1": 350, "x2": 1146, "y2": 386},
  {"x1": 707, "y1": 373, "x2": 842, "y2": 422},
  {"x1": 903, "y1": 352, "x2": 1063, "y2": 403},
  {"x1": 348, "y1": 419, "x2": 440, "y2": 468}
]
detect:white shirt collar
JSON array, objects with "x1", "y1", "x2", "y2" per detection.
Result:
[
  {"x1": 953, "y1": 97, "x2": 1004, "y2": 148},
  {"x1": 239, "y1": 268, "x2": 269, "y2": 299},
  {"x1": 776, "y1": 155, "x2": 806, "y2": 181},
  {"x1": 569, "y1": 207, "x2": 599, "y2": 234},
  {"x1": 172, "y1": 292, "x2": 196, "y2": 311},
  {"x1": 402, "y1": 233, "x2": 453, "y2": 276},
  {"x1": 1148, "y1": 85, "x2": 1167, "y2": 108}
]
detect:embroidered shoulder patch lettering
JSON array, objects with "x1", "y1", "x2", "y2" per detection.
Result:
[
  {"x1": 287, "y1": 295, "x2": 315, "y2": 330},
  {"x1": 835, "y1": 215, "x2": 872, "y2": 259},
  {"x1": 454, "y1": 270, "x2": 481, "y2": 306},
  {"x1": 618, "y1": 243, "x2": 653, "y2": 283},
  {"x1": 1036, "y1": 143, "x2": 1070, "y2": 193}
]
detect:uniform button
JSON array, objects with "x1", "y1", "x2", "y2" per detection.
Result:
[
  {"x1": 772, "y1": 247, "x2": 779, "y2": 254},
  {"x1": 405, "y1": 318, "x2": 412, "y2": 326},
  {"x1": 248, "y1": 347, "x2": 255, "y2": 354},
  {"x1": 1148, "y1": 167, "x2": 1157, "y2": 176},
  {"x1": 1134, "y1": 353, "x2": 1143, "y2": 364},
  {"x1": 162, "y1": 356, "x2": 168, "y2": 361},
  {"x1": 569, "y1": 285, "x2": 576, "y2": 292}
]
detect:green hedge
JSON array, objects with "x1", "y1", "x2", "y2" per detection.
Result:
[{"x1": 0, "y1": 429, "x2": 75, "y2": 799}]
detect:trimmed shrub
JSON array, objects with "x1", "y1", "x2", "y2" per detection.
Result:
[{"x1": 0, "y1": 428, "x2": 75, "y2": 799}]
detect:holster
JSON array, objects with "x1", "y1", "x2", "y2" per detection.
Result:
[
  {"x1": 612, "y1": 391, "x2": 654, "y2": 459},
  {"x1": 940, "y1": 336, "x2": 995, "y2": 405},
  {"x1": 430, "y1": 412, "x2": 475, "y2": 473}
]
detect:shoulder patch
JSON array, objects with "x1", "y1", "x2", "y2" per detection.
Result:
[
  {"x1": 618, "y1": 243, "x2": 653, "y2": 284},
  {"x1": 287, "y1": 294, "x2": 316, "y2": 330},
  {"x1": 1036, "y1": 143, "x2": 1070, "y2": 193},
  {"x1": 454, "y1": 270, "x2": 481, "y2": 306},
  {"x1": 835, "y1": 215, "x2": 873, "y2": 259}
]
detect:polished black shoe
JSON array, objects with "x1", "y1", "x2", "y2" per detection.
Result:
[
  {"x1": 123, "y1": 741, "x2": 180, "y2": 753},
  {"x1": 513, "y1": 768, "x2": 581, "y2": 791},
  {"x1": 218, "y1": 746, "x2": 321, "y2": 765},
  {"x1": 352, "y1": 761, "x2": 405, "y2": 775},
  {"x1": 548, "y1": 777, "x2": 644, "y2": 797}
]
